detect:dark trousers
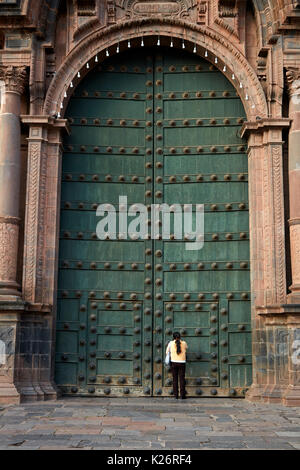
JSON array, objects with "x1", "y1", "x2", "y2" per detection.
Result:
[{"x1": 171, "y1": 362, "x2": 186, "y2": 398}]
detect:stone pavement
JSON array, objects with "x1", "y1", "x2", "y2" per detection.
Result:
[{"x1": 0, "y1": 398, "x2": 299, "y2": 450}]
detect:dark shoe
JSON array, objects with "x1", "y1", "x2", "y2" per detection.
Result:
[{"x1": 181, "y1": 396, "x2": 186, "y2": 400}]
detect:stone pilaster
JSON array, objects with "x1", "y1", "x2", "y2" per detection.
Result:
[
  {"x1": 241, "y1": 119, "x2": 289, "y2": 306},
  {"x1": 15, "y1": 116, "x2": 69, "y2": 403},
  {"x1": 0, "y1": 65, "x2": 27, "y2": 298},
  {"x1": 277, "y1": 67, "x2": 300, "y2": 405},
  {"x1": 241, "y1": 119, "x2": 290, "y2": 404},
  {"x1": 286, "y1": 67, "x2": 300, "y2": 302}
]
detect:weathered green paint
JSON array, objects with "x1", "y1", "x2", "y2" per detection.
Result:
[{"x1": 55, "y1": 48, "x2": 251, "y2": 397}]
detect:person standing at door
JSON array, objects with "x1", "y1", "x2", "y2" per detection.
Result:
[{"x1": 166, "y1": 332, "x2": 188, "y2": 399}]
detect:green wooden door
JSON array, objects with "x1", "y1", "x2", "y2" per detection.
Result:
[{"x1": 55, "y1": 48, "x2": 252, "y2": 398}]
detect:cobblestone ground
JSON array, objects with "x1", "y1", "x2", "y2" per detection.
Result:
[{"x1": 0, "y1": 398, "x2": 299, "y2": 450}]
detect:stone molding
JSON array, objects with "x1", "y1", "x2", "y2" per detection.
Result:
[
  {"x1": 0, "y1": 65, "x2": 27, "y2": 95},
  {"x1": 289, "y1": 217, "x2": 300, "y2": 227},
  {"x1": 0, "y1": 216, "x2": 20, "y2": 226},
  {"x1": 241, "y1": 118, "x2": 291, "y2": 136},
  {"x1": 257, "y1": 304, "x2": 300, "y2": 318}
]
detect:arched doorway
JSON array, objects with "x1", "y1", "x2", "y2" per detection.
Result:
[{"x1": 55, "y1": 47, "x2": 251, "y2": 397}]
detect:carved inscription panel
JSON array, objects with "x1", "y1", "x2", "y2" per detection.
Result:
[{"x1": 115, "y1": 0, "x2": 198, "y2": 19}]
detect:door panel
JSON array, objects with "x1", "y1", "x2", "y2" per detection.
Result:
[{"x1": 56, "y1": 48, "x2": 251, "y2": 398}]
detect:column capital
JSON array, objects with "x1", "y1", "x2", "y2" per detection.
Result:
[
  {"x1": 241, "y1": 118, "x2": 290, "y2": 140},
  {"x1": 286, "y1": 67, "x2": 300, "y2": 97},
  {"x1": 20, "y1": 115, "x2": 70, "y2": 132},
  {"x1": 0, "y1": 65, "x2": 27, "y2": 95}
]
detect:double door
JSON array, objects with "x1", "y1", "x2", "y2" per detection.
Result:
[{"x1": 55, "y1": 48, "x2": 252, "y2": 397}]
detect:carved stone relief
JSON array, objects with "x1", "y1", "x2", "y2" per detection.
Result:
[
  {"x1": 197, "y1": 1, "x2": 207, "y2": 24},
  {"x1": 0, "y1": 66, "x2": 27, "y2": 95},
  {"x1": 119, "y1": 0, "x2": 197, "y2": 19},
  {"x1": 218, "y1": 0, "x2": 237, "y2": 18},
  {"x1": 0, "y1": 222, "x2": 19, "y2": 284},
  {"x1": 107, "y1": 0, "x2": 116, "y2": 24},
  {"x1": 286, "y1": 67, "x2": 300, "y2": 96}
]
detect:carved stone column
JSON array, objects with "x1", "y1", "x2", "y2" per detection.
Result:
[
  {"x1": 286, "y1": 68, "x2": 300, "y2": 303},
  {"x1": 0, "y1": 66, "x2": 27, "y2": 403},
  {"x1": 0, "y1": 66, "x2": 27, "y2": 298}
]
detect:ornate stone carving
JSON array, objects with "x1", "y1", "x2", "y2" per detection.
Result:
[
  {"x1": 77, "y1": 0, "x2": 96, "y2": 17},
  {"x1": 218, "y1": 0, "x2": 237, "y2": 18},
  {"x1": 0, "y1": 66, "x2": 27, "y2": 95},
  {"x1": 262, "y1": 144, "x2": 287, "y2": 305},
  {"x1": 197, "y1": 1, "x2": 207, "y2": 24},
  {"x1": 212, "y1": 0, "x2": 239, "y2": 39},
  {"x1": 23, "y1": 142, "x2": 40, "y2": 302},
  {"x1": 0, "y1": 221, "x2": 19, "y2": 283},
  {"x1": 123, "y1": 0, "x2": 197, "y2": 18},
  {"x1": 286, "y1": 67, "x2": 300, "y2": 96},
  {"x1": 35, "y1": 148, "x2": 48, "y2": 303},
  {"x1": 263, "y1": 148, "x2": 273, "y2": 305},
  {"x1": 107, "y1": 0, "x2": 116, "y2": 24},
  {"x1": 272, "y1": 145, "x2": 287, "y2": 304}
]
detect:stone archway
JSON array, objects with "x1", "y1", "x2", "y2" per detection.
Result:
[{"x1": 44, "y1": 18, "x2": 268, "y2": 121}]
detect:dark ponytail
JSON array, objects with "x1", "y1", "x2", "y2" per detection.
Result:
[{"x1": 173, "y1": 332, "x2": 182, "y2": 354}]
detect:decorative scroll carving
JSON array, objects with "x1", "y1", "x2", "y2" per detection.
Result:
[
  {"x1": 23, "y1": 142, "x2": 40, "y2": 302},
  {"x1": 272, "y1": 146, "x2": 287, "y2": 303},
  {"x1": 263, "y1": 149, "x2": 273, "y2": 305},
  {"x1": 261, "y1": 145, "x2": 287, "y2": 304},
  {"x1": 35, "y1": 148, "x2": 48, "y2": 303},
  {"x1": 123, "y1": 0, "x2": 197, "y2": 18},
  {"x1": 0, "y1": 66, "x2": 27, "y2": 95}
]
